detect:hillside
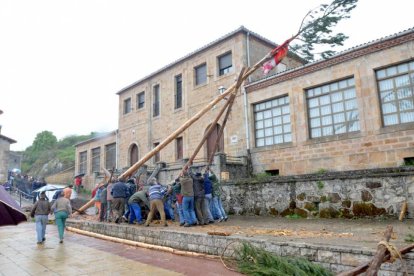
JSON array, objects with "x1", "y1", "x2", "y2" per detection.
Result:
[{"x1": 20, "y1": 131, "x2": 102, "y2": 181}]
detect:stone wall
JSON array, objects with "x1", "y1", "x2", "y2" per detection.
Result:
[
  {"x1": 221, "y1": 167, "x2": 414, "y2": 219},
  {"x1": 67, "y1": 220, "x2": 414, "y2": 274}
]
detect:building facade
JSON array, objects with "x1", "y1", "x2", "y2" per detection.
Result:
[
  {"x1": 245, "y1": 28, "x2": 414, "y2": 175},
  {"x1": 74, "y1": 131, "x2": 117, "y2": 190},
  {"x1": 0, "y1": 128, "x2": 17, "y2": 183},
  {"x1": 115, "y1": 27, "x2": 303, "y2": 177}
]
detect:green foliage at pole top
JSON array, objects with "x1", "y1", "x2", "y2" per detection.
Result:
[
  {"x1": 290, "y1": 0, "x2": 359, "y2": 62},
  {"x1": 235, "y1": 242, "x2": 333, "y2": 276}
]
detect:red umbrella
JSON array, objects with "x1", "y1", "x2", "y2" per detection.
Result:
[{"x1": 0, "y1": 185, "x2": 27, "y2": 226}]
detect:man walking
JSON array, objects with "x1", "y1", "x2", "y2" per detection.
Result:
[{"x1": 30, "y1": 191, "x2": 50, "y2": 244}]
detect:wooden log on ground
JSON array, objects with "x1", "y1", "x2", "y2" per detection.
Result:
[
  {"x1": 73, "y1": 198, "x2": 95, "y2": 215},
  {"x1": 337, "y1": 243, "x2": 414, "y2": 276},
  {"x1": 67, "y1": 226, "x2": 219, "y2": 260},
  {"x1": 399, "y1": 201, "x2": 407, "y2": 221},
  {"x1": 365, "y1": 225, "x2": 393, "y2": 276}
]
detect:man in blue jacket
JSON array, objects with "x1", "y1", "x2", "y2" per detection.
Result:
[{"x1": 111, "y1": 178, "x2": 129, "y2": 224}]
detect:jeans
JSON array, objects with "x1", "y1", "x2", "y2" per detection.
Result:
[
  {"x1": 212, "y1": 196, "x2": 227, "y2": 219},
  {"x1": 176, "y1": 202, "x2": 185, "y2": 224},
  {"x1": 129, "y1": 203, "x2": 142, "y2": 223},
  {"x1": 164, "y1": 197, "x2": 175, "y2": 221},
  {"x1": 35, "y1": 214, "x2": 48, "y2": 243},
  {"x1": 55, "y1": 211, "x2": 68, "y2": 240},
  {"x1": 204, "y1": 194, "x2": 214, "y2": 221},
  {"x1": 107, "y1": 200, "x2": 112, "y2": 221},
  {"x1": 182, "y1": 196, "x2": 197, "y2": 225}
]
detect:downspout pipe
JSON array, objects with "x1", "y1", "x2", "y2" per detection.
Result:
[{"x1": 243, "y1": 32, "x2": 251, "y2": 151}]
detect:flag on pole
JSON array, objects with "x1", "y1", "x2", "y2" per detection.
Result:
[{"x1": 262, "y1": 37, "x2": 294, "y2": 75}]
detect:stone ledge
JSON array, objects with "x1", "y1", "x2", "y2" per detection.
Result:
[{"x1": 66, "y1": 220, "x2": 414, "y2": 274}]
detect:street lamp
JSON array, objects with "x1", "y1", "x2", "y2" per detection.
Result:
[{"x1": 218, "y1": 86, "x2": 226, "y2": 94}]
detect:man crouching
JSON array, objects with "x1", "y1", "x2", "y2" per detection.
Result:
[{"x1": 144, "y1": 177, "x2": 168, "y2": 227}]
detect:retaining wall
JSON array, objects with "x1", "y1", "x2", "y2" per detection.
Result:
[
  {"x1": 67, "y1": 220, "x2": 414, "y2": 275},
  {"x1": 221, "y1": 167, "x2": 414, "y2": 219}
]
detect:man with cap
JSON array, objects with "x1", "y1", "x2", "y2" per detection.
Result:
[{"x1": 30, "y1": 191, "x2": 51, "y2": 244}]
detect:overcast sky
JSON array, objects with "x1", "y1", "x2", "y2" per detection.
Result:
[{"x1": 0, "y1": 0, "x2": 413, "y2": 151}]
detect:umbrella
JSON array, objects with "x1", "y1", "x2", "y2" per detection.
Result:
[
  {"x1": 74, "y1": 173, "x2": 85, "y2": 178},
  {"x1": 11, "y1": 168, "x2": 21, "y2": 174},
  {"x1": 0, "y1": 185, "x2": 27, "y2": 226},
  {"x1": 32, "y1": 184, "x2": 64, "y2": 193}
]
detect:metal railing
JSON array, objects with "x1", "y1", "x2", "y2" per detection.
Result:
[{"x1": 8, "y1": 186, "x2": 34, "y2": 207}]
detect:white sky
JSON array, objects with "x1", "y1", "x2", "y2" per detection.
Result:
[{"x1": 0, "y1": 0, "x2": 413, "y2": 151}]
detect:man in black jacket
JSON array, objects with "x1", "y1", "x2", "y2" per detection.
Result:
[{"x1": 30, "y1": 191, "x2": 51, "y2": 244}]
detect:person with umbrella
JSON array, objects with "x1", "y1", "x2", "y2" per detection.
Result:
[
  {"x1": 74, "y1": 173, "x2": 84, "y2": 194},
  {"x1": 30, "y1": 191, "x2": 51, "y2": 245}
]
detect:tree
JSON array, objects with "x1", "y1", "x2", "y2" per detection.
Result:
[
  {"x1": 290, "y1": 0, "x2": 359, "y2": 62},
  {"x1": 31, "y1": 131, "x2": 57, "y2": 152}
]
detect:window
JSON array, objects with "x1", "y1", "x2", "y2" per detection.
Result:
[
  {"x1": 175, "y1": 74, "x2": 182, "y2": 109},
  {"x1": 376, "y1": 60, "x2": 414, "y2": 126},
  {"x1": 195, "y1": 63, "x2": 207, "y2": 85},
  {"x1": 153, "y1": 142, "x2": 160, "y2": 163},
  {"x1": 105, "y1": 143, "x2": 116, "y2": 170},
  {"x1": 176, "y1": 137, "x2": 183, "y2": 160},
  {"x1": 91, "y1": 147, "x2": 101, "y2": 173},
  {"x1": 137, "y1": 92, "x2": 145, "y2": 109},
  {"x1": 254, "y1": 96, "x2": 292, "y2": 147},
  {"x1": 153, "y1": 85, "x2": 160, "y2": 117},
  {"x1": 306, "y1": 77, "x2": 359, "y2": 138},
  {"x1": 123, "y1": 98, "x2": 131, "y2": 114},
  {"x1": 218, "y1": 52, "x2": 232, "y2": 76},
  {"x1": 79, "y1": 151, "x2": 87, "y2": 174}
]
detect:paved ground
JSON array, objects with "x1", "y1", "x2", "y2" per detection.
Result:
[{"x1": 0, "y1": 223, "x2": 240, "y2": 276}]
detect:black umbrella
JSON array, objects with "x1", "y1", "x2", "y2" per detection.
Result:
[
  {"x1": 74, "y1": 173, "x2": 85, "y2": 178},
  {"x1": 0, "y1": 185, "x2": 27, "y2": 226}
]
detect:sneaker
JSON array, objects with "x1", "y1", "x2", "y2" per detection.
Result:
[
  {"x1": 42, "y1": 238, "x2": 46, "y2": 242},
  {"x1": 59, "y1": 240, "x2": 63, "y2": 244},
  {"x1": 183, "y1": 223, "x2": 191, "y2": 227},
  {"x1": 122, "y1": 215, "x2": 127, "y2": 221},
  {"x1": 36, "y1": 242, "x2": 42, "y2": 245},
  {"x1": 179, "y1": 222, "x2": 185, "y2": 226},
  {"x1": 224, "y1": 217, "x2": 228, "y2": 221},
  {"x1": 209, "y1": 220, "x2": 214, "y2": 224}
]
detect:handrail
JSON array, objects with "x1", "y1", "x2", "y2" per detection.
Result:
[{"x1": 8, "y1": 186, "x2": 34, "y2": 207}]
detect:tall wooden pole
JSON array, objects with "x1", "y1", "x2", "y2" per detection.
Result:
[
  {"x1": 181, "y1": 94, "x2": 234, "y2": 175},
  {"x1": 118, "y1": 37, "x2": 292, "y2": 181},
  {"x1": 208, "y1": 68, "x2": 246, "y2": 165}
]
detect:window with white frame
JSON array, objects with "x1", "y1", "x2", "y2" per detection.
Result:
[
  {"x1": 307, "y1": 77, "x2": 359, "y2": 138},
  {"x1": 218, "y1": 52, "x2": 232, "y2": 76},
  {"x1": 195, "y1": 63, "x2": 207, "y2": 86},
  {"x1": 123, "y1": 98, "x2": 131, "y2": 114},
  {"x1": 254, "y1": 96, "x2": 291, "y2": 147},
  {"x1": 376, "y1": 60, "x2": 414, "y2": 126}
]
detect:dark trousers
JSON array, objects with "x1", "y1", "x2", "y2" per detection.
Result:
[
  {"x1": 99, "y1": 203, "x2": 107, "y2": 222},
  {"x1": 112, "y1": 198, "x2": 125, "y2": 222}
]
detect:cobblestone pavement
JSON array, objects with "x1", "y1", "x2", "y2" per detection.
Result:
[{"x1": 0, "y1": 223, "x2": 240, "y2": 276}]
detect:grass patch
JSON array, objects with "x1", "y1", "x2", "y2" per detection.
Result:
[
  {"x1": 235, "y1": 242, "x2": 333, "y2": 276},
  {"x1": 405, "y1": 233, "x2": 414, "y2": 243},
  {"x1": 285, "y1": 214, "x2": 303, "y2": 219}
]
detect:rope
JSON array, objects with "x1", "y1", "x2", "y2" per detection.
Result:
[{"x1": 377, "y1": 241, "x2": 408, "y2": 275}]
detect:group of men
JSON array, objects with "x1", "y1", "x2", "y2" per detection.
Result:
[{"x1": 93, "y1": 167, "x2": 228, "y2": 227}]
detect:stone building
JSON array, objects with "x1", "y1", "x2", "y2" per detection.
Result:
[
  {"x1": 74, "y1": 131, "x2": 117, "y2": 190},
  {"x1": 0, "y1": 125, "x2": 17, "y2": 183},
  {"x1": 245, "y1": 28, "x2": 414, "y2": 175},
  {"x1": 75, "y1": 27, "x2": 414, "y2": 188},
  {"x1": 115, "y1": 27, "x2": 303, "y2": 181}
]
